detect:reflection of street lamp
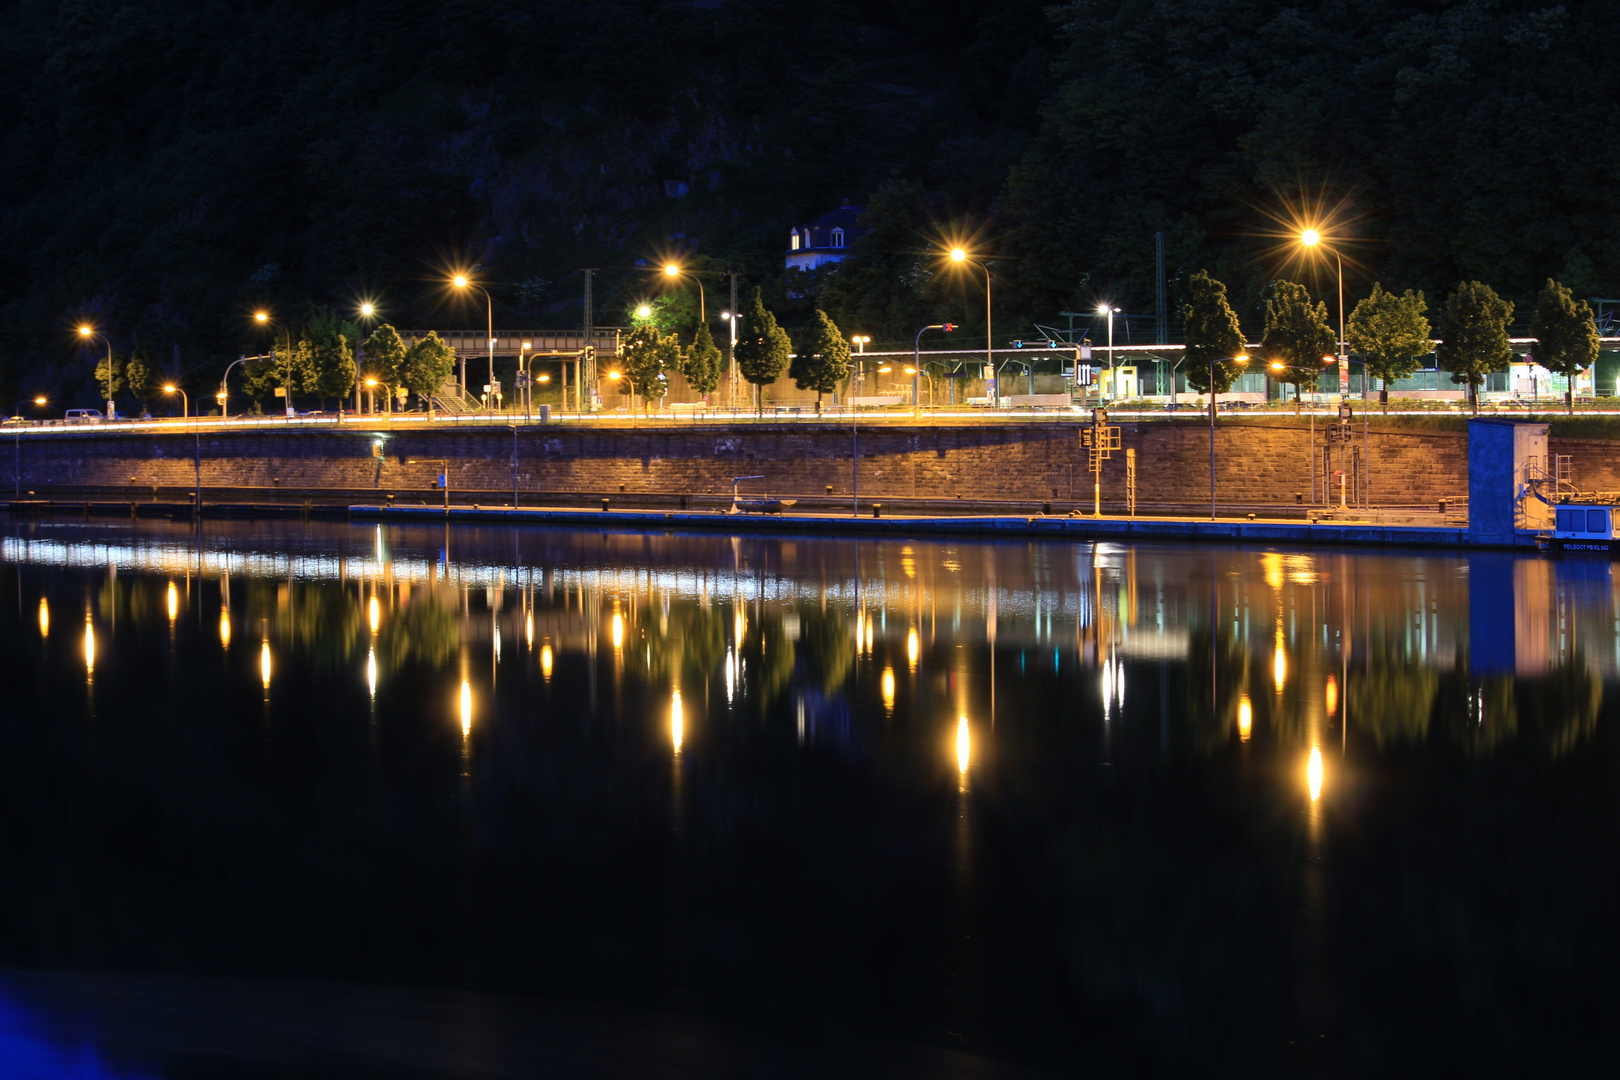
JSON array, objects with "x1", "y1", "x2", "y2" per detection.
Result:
[
  {"x1": 946, "y1": 248, "x2": 993, "y2": 399},
  {"x1": 79, "y1": 326, "x2": 116, "y2": 418},
  {"x1": 1208, "y1": 355, "x2": 1248, "y2": 520},
  {"x1": 452, "y1": 273, "x2": 494, "y2": 399}
]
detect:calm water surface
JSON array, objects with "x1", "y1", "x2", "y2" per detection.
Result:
[{"x1": 0, "y1": 520, "x2": 1616, "y2": 1078}]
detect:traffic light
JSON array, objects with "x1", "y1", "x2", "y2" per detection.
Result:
[{"x1": 942, "y1": 323, "x2": 956, "y2": 332}]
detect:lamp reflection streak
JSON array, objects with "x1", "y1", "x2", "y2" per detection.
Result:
[
  {"x1": 1307, "y1": 745, "x2": 1324, "y2": 801},
  {"x1": 671, "y1": 689, "x2": 684, "y2": 755},
  {"x1": 37, "y1": 597, "x2": 48, "y2": 638}
]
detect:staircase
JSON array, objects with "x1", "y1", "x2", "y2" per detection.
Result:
[{"x1": 429, "y1": 381, "x2": 482, "y2": 414}]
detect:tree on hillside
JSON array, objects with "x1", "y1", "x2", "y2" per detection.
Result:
[
  {"x1": 681, "y1": 321, "x2": 723, "y2": 398},
  {"x1": 365, "y1": 324, "x2": 408, "y2": 409},
  {"x1": 1530, "y1": 278, "x2": 1599, "y2": 415},
  {"x1": 1346, "y1": 284, "x2": 1434, "y2": 412},
  {"x1": 1261, "y1": 280, "x2": 1335, "y2": 408},
  {"x1": 400, "y1": 332, "x2": 457, "y2": 411},
  {"x1": 790, "y1": 309, "x2": 851, "y2": 412},
  {"x1": 620, "y1": 323, "x2": 677, "y2": 411},
  {"x1": 1181, "y1": 270, "x2": 1246, "y2": 411},
  {"x1": 735, "y1": 287, "x2": 792, "y2": 413},
  {"x1": 1436, "y1": 281, "x2": 1514, "y2": 415}
]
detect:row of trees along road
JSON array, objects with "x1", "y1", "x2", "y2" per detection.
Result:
[
  {"x1": 1182, "y1": 272, "x2": 1600, "y2": 415},
  {"x1": 619, "y1": 288, "x2": 850, "y2": 414}
]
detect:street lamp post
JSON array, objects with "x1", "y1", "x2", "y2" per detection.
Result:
[
  {"x1": 162, "y1": 384, "x2": 188, "y2": 419},
  {"x1": 914, "y1": 324, "x2": 947, "y2": 417},
  {"x1": 947, "y1": 248, "x2": 993, "y2": 403},
  {"x1": 253, "y1": 312, "x2": 295, "y2": 416},
  {"x1": 78, "y1": 326, "x2": 116, "y2": 418},
  {"x1": 1300, "y1": 230, "x2": 1348, "y2": 385},
  {"x1": 1323, "y1": 355, "x2": 1372, "y2": 508},
  {"x1": 1209, "y1": 355, "x2": 1249, "y2": 521},
  {"x1": 219, "y1": 356, "x2": 250, "y2": 418},
  {"x1": 1097, "y1": 305, "x2": 1120, "y2": 400},
  {"x1": 663, "y1": 264, "x2": 706, "y2": 323},
  {"x1": 851, "y1": 335, "x2": 870, "y2": 404},
  {"x1": 452, "y1": 274, "x2": 494, "y2": 402}
]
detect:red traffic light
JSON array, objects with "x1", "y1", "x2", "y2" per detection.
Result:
[{"x1": 942, "y1": 323, "x2": 956, "y2": 331}]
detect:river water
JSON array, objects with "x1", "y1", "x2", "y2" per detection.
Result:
[{"x1": 0, "y1": 519, "x2": 1615, "y2": 1078}]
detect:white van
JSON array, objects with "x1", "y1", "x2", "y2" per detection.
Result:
[{"x1": 63, "y1": 409, "x2": 104, "y2": 423}]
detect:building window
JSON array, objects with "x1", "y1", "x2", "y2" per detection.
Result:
[
  {"x1": 831, "y1": 228, "x2": 844, "y2": 248},
  {"x1": 790, "y1": 231, "x2": 800, "y2": 250}
]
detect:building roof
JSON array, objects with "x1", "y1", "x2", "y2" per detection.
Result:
[{"x1": 788, "y1": 199, "x2": 865, "y2": 254}]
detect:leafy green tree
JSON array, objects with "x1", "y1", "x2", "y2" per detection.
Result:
[
  {"x1": 1436, "y1": 281, "x2": 1514, "y2": 415},
  {"x1": 1261, "y1": 280, "x2": 1335, "y2": 406},
  {"x1": 819, "y1": 180, "x2": 943, "y2": 340},
  {"x1": 1180, "y1": 270, "x2": 1246, "y2": 402},
  {"x1": 789, "y1": 309, "x2": 851, "y2": 411},
  {"x1": 620, "y1": 323, "x2": 676, "y2": 409},
  {"x1": 364, "y1": 324, "x2": 408, "y2": 404},
  {"x1": 735, "y1": 287, "x2": 792, "y2": 412},
  {"x1": 400, "y1": 332, "x2": 457, "y2": 409},
  {"x1": 306, "y1": 309, "x2": 356, "y2": 408},
  {"x1": 93, "y1": 351, "x2": 122, "y2": 409},
  {"x1": 1346, "y1": 284, "x2": 1434, "y2": 411},
  {"x1": 124, "y1": 350, "x2": 155, "y2": 407},
  {"x1": 1530, "y1": 278, "x2": 1599, "y2": 415},
  {"x1": 681, "y1": 321, "x2": 722, "y2": 397}
]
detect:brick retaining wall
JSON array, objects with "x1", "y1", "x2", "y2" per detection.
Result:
[{"x1": 5, "y1": 420, "x2": 1601, "y2": 508}]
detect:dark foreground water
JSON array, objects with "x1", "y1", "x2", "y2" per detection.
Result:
[{"x1": 0, "y1": 519, "x2": 1616, "y2": 1078}]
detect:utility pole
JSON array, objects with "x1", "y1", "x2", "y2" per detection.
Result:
[{"x1": 582, "y1": 269, "x2": 597, "y2": 406}]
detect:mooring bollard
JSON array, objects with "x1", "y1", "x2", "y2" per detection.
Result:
[
  {"x1": 1042, "y1": 501, "x2": 1052, "y2": 515},
  {"x1": 1438, "y1": 498, "x2": 1448, "y2": 514},
  {"x1": 679, "y1": 494, "x2": 688, "y2": 510},
  {"x1": 872, "y1": 503, "x2": 881, "y2": 518},
  {"x1": 601, "y1": 498, "x2": 610, "y2": 512}
]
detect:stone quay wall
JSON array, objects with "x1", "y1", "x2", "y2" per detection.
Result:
[{"x1": 3, "y1": 420, "x2": 1613, "y2": 509}]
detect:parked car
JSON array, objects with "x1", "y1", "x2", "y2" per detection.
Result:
[{"x1": 64, "y1": 409, "x2": 104, "y2": 422}]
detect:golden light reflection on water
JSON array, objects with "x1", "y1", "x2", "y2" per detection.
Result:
[
  {"x1": 956, "y1": 715, "x2": 970, "y2": 774},
  {"x1": 1262, "y1": 552, "x2": 1285, "y2": 591},
  {"x1": 1308, "y1": 746, "x2": 1324, "y2": 801},
  {"x1": 37, "y1": 597, "x2": 48, "y2": 638},
  {"x1": 459, "y1": 679, "x2": 472, "y2": 738},
  {"x1": 1273, "y1": 637, "x2": 1288, "y2": 691},
  {"x1": 1238, "y1": 695, "x2": 1253, "y2": 741},
  {"x1": 367, "y1": 647, "x2": 377, "y2": 699},
  {"x1": 83, "y1": 618, "x2": 94, "y2": 673},
  {"x1": 671, "y1": 689, "x2": 684, "y2": 754},
  {"x1": 540, "y1": 642, "x2": 553, "y2": 680},
  {"x1": 907, "y1": 627, "x2": 919, "y2": 669},
  {"x1": 881, "y1": 667, "x2": 895, "y2": 712},
  {"x1": 218, "y1": 609, "x2": 231, "y2": 648},
  {"x1": 368, "y1": 596, "x2": 380, "y2": 634},
  {"x1": 1325, "y1": 675, "x2": 1338, "y2": 716},
  {"x1": 260, "y1": 641, "x2": 271, "y2": 689},
  {"x1": 611, "y1": 610, "x2": 624, "y2": 650},
  {"x1": 167, "y1": 582, "x2": 179, "y2": 622}
]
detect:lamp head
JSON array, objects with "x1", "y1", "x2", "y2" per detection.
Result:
[
  {"x1": 949, "y1": 248, "x2": 967, "y2": 263},
  {"x1": 538, "y1": 374, "x2": 551, "y2": 383},
  {"x1": 521, "y1": 340, "x2": 532, "y2": 349},
  {"x1": 1234, "y1": 354, "x2": 1249, "y2": 363},
  {"x1": 452, "y1": 275, "x2": 468, "y2": 288},
  {"x1": 162, "y1": 384, "x2": 177, "y2": 393},
  {"x1": 1270, "y1": 361, "x2": 1285, "y2": 371},
  {"x1": 34, "y1": 396, "x2": 46, "y2": 406},
  {"x1": 663, "y1": 264, "x2": 680, "y2": 277},
  {"x1": 904, "y1": 366, "x2": 917, "y2": 374},
  {"x1": 878, "y1": 365, "x2": 892, "y2": 373},
  {"x1": 359, "y1": 303, "x2": 374, "y2": 317},
  {"x1": 608, "y1": 371, "x2": 622, "y2": 380},
  {"x1": 635, "y1": 305, "x2": 652, "y2": 319},
  {"x1": 364, "y1": 377, "x2": 378, "y2": 387},
  {"x1": 78, "y1": 326, "x2": 92, "y2": 337},
  {"x1": 1300, "y1": 229, "x2": 1321, "y2": 247},
  {"x1": 254, "y1": 311, "x2": 269, "y2": 323},
  {"x1": 1322, "y1": 354, "x2": 1336, "y2": 363}
]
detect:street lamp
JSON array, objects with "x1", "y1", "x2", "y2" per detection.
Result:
[
  {"x1": 1096, "y1": 305, "x2": 1121, "y2": 399},
  {"x1": 78, "y1": 326, "x2": 116, "y2": 418},
  {"x1": 1299, "y1": 229, "x2": 1348, "y2": 380},
  {"x1": 253, "y1": 311, "x2": 295, "y2": 416},
  {"x1": 364, "y1": 376, "x2": 379, "y2": 414},
  {"x1": 662, "y1": 263, "x2": 705, "y2": 323},
  {"x1": 913, "y1": 324, "x2": 949, "y2": 417},
  {"x1": 946, "y1": 248, "x2": 993, "y2": 402},
  {"x1": 452, "y1": 273, "x2": 494, "y2": 400},
  {"x1": 162, "y1": 384, "x2": 187, "y2": 419},
  {"x1": 635, "y1": 305, "x2": 653, "y2": 320},
  {"x1": 850, "y1": 334, "x2": 872, "y2": 400},
  {"x1": 1208, "y1": 355, "x2": 1249, "y2": 520}
]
